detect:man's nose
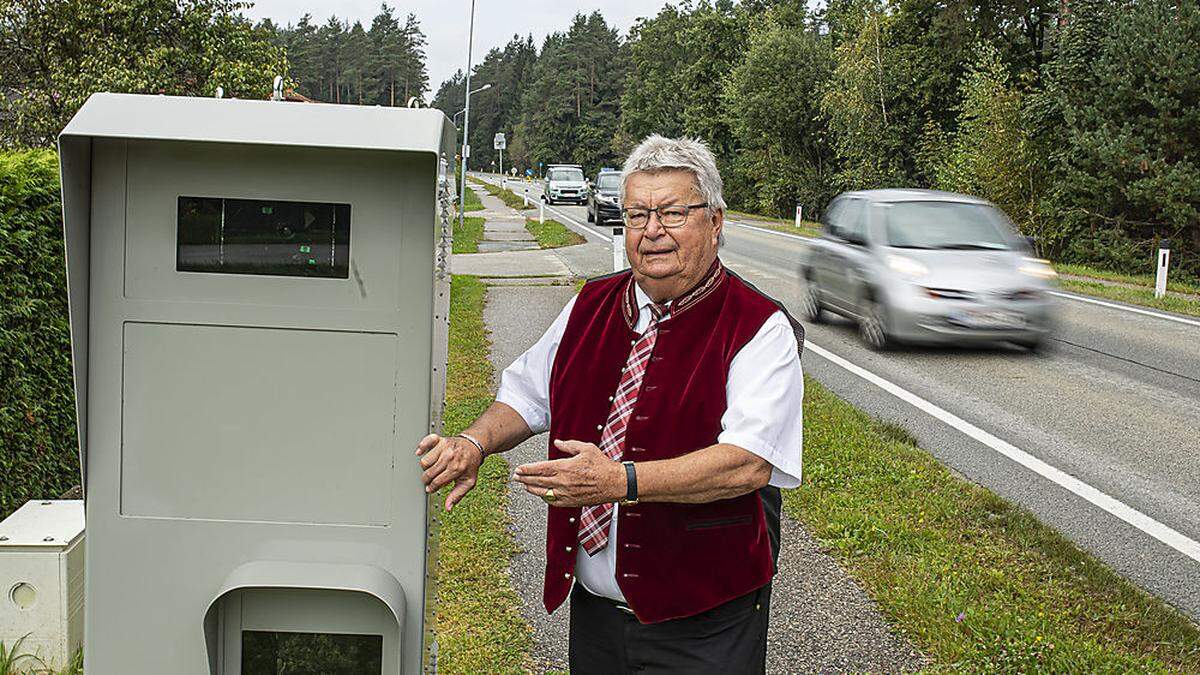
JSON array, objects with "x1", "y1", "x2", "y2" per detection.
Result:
[{"x1": 643, "y1": 211, "x2": 667, "y2": 237}]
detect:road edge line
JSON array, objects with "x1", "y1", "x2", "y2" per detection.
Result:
[
  {"x1": 805, "y1": 340, "x2": 1200, "y2": 564},
  {"x1": 725, "y1": 219, "x2": 814, "y2": 243},
  {"x1": 1048, "y1": 290, "x2": 1200, "y2": 328}
]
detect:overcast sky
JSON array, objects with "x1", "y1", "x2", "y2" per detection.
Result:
[{"x1": 242, "y1": 1, "x2": 677, "y2": 96}]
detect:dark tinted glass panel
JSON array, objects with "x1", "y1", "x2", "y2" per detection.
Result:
[
  {"x1": 177, "y1": 197, "x2": 350, "y2": 278},
  {"x1": 241, "y1": 631, "x2": 382, "y2": 675}
]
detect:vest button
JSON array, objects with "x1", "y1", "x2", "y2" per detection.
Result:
[
  {"x1": 564, "y1": 573, "x2": 571, "y2": 579},
  {"x1": 608, "y1": 395, "x2": 614, "y2": 402},
  {"x1": 566, "y1": 546, "x2": 573, "y2": 552},
  {"x1": 569, "y1": 517, "x2": 576, "y2": 523},
  {"x1": 596, "y1": 424, "x2": 603, "y2": 431}
]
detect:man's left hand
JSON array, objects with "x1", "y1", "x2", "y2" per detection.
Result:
[{"x1": 513, "y1": 439, "x2": 625, "y2": 507}]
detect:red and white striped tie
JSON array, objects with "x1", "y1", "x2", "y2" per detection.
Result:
[{"x1": 577, "y1": 302, "x2": 668, "y2": 555}]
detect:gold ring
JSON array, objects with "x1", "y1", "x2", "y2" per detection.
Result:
[{"x1": 542, "y1": 488, "x2": 557, "y2": 504}]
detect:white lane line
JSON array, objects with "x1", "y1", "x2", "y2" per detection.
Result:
[
  {"x1": 478, "y1": 175, "x2": 613, "y2": 241},
  {"x1": 804, "y1": 340, "x2": 1200, "y2": 564},
  {"x1": 542, "y1": 203, "x2": 613, "y2": 242},
  {"x1": 1049, "y1": 290, "x2": 1200, "y2": 328},
  {"x1": 725, "y1": 220, "x2": 814, "y2": 244}
]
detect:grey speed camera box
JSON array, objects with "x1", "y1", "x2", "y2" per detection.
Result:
[{"x1": 58, "y1": 93, "x2": 456, "y2": 674}]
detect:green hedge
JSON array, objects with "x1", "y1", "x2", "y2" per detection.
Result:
[{"x1": 0, "y1": 150, "x2": 78, "y2": 519}]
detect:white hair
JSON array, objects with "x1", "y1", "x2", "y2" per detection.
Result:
[{"x1": 620, "y1": 134, "x2": 727, "y2": 213}]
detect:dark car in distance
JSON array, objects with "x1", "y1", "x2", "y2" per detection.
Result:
[{"x1": 587, "y1": 169, "x2": 622, "y2": 223}]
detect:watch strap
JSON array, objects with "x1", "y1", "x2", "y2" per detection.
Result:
[{"x1": 621, "y1": 461, "x2": 638, "y2": 505}]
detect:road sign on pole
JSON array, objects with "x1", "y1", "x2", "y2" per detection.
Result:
[{"x1": 493, "y1": 133, "x2": 506, "y2": 178}]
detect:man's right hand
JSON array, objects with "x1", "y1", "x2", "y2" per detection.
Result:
[{"x1": 417, "y1": 434, "x2": 484, "y2": 512}]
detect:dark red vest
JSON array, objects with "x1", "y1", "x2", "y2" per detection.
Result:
[{"x1": 543, "y1": 262, "x2": 798, "y2": 623}]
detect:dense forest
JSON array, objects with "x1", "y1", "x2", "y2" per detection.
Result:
[
  {"x1": 0, "y1": 1, "x2": 429, "y2": 146},
  {"x1": 433, "y1": 0, "x2": 1200, "y2": 279},
  {"x1": 260, "y1": 5, "x2": 430, "y2": 106}
]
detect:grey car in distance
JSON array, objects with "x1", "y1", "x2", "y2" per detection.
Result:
[{"x1": 800, "y1": 189, "x2": 1057, "y2": 351}]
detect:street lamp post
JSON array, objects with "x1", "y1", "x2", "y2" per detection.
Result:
[{"x1": 459, "y1": 0, "x2": 480, "y2": 233}]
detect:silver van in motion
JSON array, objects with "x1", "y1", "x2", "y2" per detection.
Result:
[
  {"x1": 800, "y1": 189, "x2": 1057, "y2": 351},
  {"x1": 542, "y1": 164, "x2": 587, "y2": 205}
]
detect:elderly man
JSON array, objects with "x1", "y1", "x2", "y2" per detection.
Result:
[{"x1": 417, "y1": 135, "x2": 803, "y2": 673}]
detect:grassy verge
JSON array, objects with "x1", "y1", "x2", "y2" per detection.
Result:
[
  {"x1": 1058, "y1": 279, "x2": 1200, "y2": 318},
  {"x1": 471, "y1": 176, "x2": 530, "y2": 211},
  {"x1": 792, "y1": 377, "x2": 1200, "y2": 671},
  {"x1": 462, "y1": 185, "x2": 485, "y2": 213},
  {"x1": 1054, "y1": 262, "x2": 1200, "y2": 297},
  {"x1": 526, "y1": 218, "x2": 585, "y2": 249},
  {"x1": 452, "y1": 216, "x2": 485, "y2": 254},
  {"x1": 727, "y1": 209, "x2": 822, "y2": 238},
  {"x1": 434, "y1": 275, "x2": 531, "y2": 673}
]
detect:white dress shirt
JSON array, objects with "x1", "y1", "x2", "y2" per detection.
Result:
[{"x1": 496, "y1": 282, "x2": 804, "y2": 602}]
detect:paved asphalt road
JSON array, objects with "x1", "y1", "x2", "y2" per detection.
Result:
[{"x1": 476, "y1": 174, "x2": 1200, "y2": 621}]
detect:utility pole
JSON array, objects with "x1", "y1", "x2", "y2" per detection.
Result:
[{"x1": 458, "y1": 0, "x2": 477, "y2": 234}]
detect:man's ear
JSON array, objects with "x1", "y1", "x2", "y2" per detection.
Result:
[{"x1": 711, "y1": 208, "x2": 724, "y2": 247}]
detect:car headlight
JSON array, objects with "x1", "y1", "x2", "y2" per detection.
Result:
[
  {"x1": 1018, "y1": 258, "x2": 1057, "y2": 280},
  {"x1": 887, "y1": 255, "x2": 929, "y2": 279}
]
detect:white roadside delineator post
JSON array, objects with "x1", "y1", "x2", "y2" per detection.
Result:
[
  {"x1": 1155, "y1": 239, "x2": 1171, "y2": 299},
  {"x1": 523, "y1": 186, "x2": 529, "y2": 208},
  {"x1": 612, "y1": 226, "x2": 625, "y2": 272},
  {"x1": 539, "y1": 201, "x2": 545, "y2": 224},
  {"x1": 795, "y1": 201, "x2": 803, "y2": 228}
]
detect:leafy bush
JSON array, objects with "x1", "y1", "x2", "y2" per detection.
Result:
[{"x1": 0, "y1": 150, "x2": 78, "y2": 519}]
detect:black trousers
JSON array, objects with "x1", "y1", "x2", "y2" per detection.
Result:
[{"x1": 568, "y1": 583, "x2": 771, "y2": 674}]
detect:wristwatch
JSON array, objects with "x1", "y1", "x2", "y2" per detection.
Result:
[{"x1": 619, "y1": 461, "x2": 638, "y2": 506}]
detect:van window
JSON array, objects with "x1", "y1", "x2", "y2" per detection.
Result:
[{"x1": 548, "y1": 168, "x2": 584, "y2": 182}]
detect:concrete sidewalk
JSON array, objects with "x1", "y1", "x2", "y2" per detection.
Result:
[
  {"x1": 451, "y1": 185, "x2": 610, "y2": 279},
  {"x1": 466, "y1": 185, "x2": 927, "y2": 673}
]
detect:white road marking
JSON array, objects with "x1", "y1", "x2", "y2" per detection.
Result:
[
  {"x1": 475, "y1": 174, "x2": 613, "y2": 241},
  {"x1": 725, "y1": 220, "x2": 814, "y2": 243},
  {"x1": 478, "y1": 172, "x2": 1200, "y2": 563},
  {"x1": 1049, "y1": 290, "x2": 1200, "y2": 328},
  {"x1": 804, "y1": 340, "x2": 1200, "y2": 564}
]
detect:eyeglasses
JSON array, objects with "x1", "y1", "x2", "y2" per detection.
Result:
[{"x1": 622, "y1": 203, "x2": 709, "y2": 229}]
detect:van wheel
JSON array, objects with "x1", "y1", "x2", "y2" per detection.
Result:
[{"x1": 858, "y1": 295, "x2": 891, "y2": 351}]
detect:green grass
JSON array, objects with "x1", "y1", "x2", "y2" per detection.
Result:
[
  {"x1": 725, "y1": 209, "x2": 822, "y2": 238},
  {"x1": 526, "y1": 218, "x2": 585, "y2": 249},
  {"x1": 791, "y1": 377, "x2": 1200, "y2": 672},
  {"x1": 0, "y1": 638, "x2": 82, "y2": 675},
  {"x1": 1058, "y1": 279, "x2": 1200, "y2": 318},
  {"x1": 461, "y1": 185, "x2": 485, "y2": 213},
  {"x1": 470, "y1": 176, "x2": 530, "y2": 211},
  {"x1": 1054, "y1": 262, "x2": 1200, "y2": 296},
  {"x1": 433, "y1": 275, "x2": 531, "y2": 674},
  {"x1": 452, "y1": 216, "x2": 485, "y2": 254}
]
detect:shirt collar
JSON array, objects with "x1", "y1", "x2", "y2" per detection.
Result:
[
  {"x1": 632, "y1": 283, "x2": 667, "y2": 321},
  {"x1": 621, "y1": 258, "x2": 726, "y2": 329}
]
